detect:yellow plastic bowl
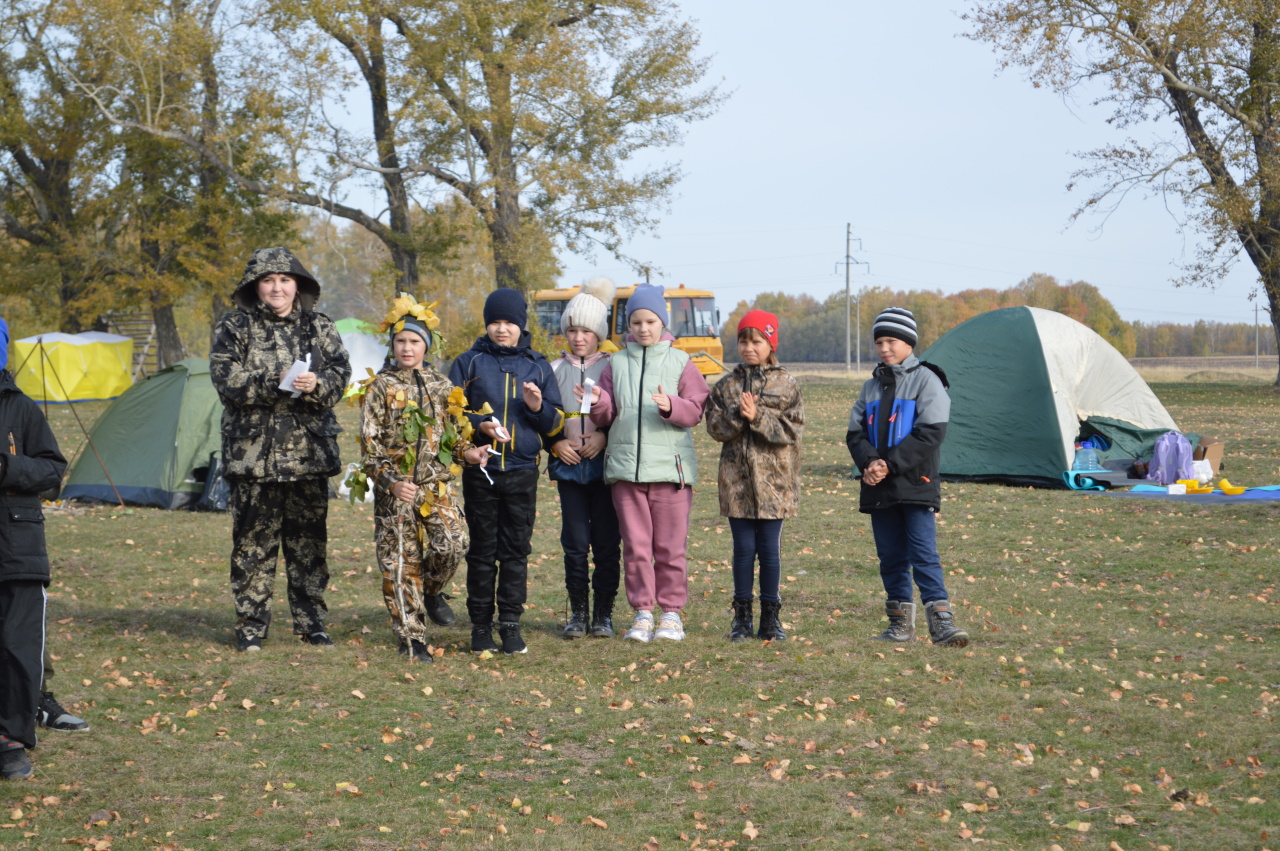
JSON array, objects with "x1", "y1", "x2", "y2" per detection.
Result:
[
  {"x1": 1176, "y1": 479, "x2": 1200, "y2": 488},
  {"x1": 1218, "y1": 478, "x2": 1246, "y2": 496}
]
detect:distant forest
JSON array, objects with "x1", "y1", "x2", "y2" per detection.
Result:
[{"x1": 718, "y1": 273, "x2": 1275, "y2": 363}]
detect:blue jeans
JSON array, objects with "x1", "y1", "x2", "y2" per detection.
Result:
[
  {"x1": 729, "y1": 518, "x2": 783, "y2": 603},
  {"x1": 869, "y1": 505, "x2": 949, "y2": 604}
]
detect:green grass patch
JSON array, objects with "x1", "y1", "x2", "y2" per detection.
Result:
[{"x1": 3, "y1": 380, "x2": 1277, "y2": 849}]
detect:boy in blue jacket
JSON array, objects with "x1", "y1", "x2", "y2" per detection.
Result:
[
  {"x1": 0, "y1": 318, "x2": 70, "y2": 780},
  {"x1": 449, "y1": 289, "x2": 565, "y2": 655},
  {"x1": 846, "y1": 307, "x2": 968, "y2": 647}
]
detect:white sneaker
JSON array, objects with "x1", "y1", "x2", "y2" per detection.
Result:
[
  {"x1": 654, "y1": 611, "x2": 685, "y2": 641},
  {"x1": 624, "y1": 610, "x2": 654, "y2": 642}
]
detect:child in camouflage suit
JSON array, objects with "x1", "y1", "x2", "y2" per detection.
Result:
[{"x1": 359, "y1": 298, "x2": 490, "y2": 662}]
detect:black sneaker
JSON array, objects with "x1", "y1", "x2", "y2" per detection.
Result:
[
  {"x1": 302, "y1": 632, "x2": 334, "y2": 647},
  {"x1": 0, "y1": 738, "x2": 31, "y2": 781},
  {"x1": 470, "y1": 626, "x2": 500, "y2": 655},
  {"x1": 37, "y1": 691, "x2": 89, "y2": 732},
  {"x1": 424, "y1": 594, "x2": 457, "y2": 626},
  {"x1": 399, "y1": 639, "x2": 434, "y2": 663},
  {"x1": 498, "y1": 622, "x2": 528, "y2": 655},
  {"x1": 237, "y1": 635, "x2": 262, "y2": 653}
]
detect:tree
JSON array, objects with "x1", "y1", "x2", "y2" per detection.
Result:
[{"x1": 965, "y1": 1, "x2": 1280, "y2": 382}]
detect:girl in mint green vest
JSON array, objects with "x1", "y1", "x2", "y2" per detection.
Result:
[{"x1": 584, "y1": 285, "x2": 710, "y2": 643}]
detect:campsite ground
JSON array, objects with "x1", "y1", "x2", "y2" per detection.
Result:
[{"x1": 5, "y1": 377, "x2": 1278, "y2": 850}]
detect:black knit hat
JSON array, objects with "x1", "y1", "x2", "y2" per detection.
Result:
[
  {"x1": 484, "y1": 288, "x2": 528, "y2": 330},
  {"x1": 872, "y1": 307, "x2": 917, "y2": 347}
]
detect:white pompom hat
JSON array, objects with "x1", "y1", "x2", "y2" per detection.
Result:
[{"x1": 561, "y1": 277, "x2": 616, "y2": 340}]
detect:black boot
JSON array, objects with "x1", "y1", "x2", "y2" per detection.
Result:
[
  {"x1": 563, "y1": 592, "x2": 589, "y2": 639},
  {"x1": 729, "y1": 598, "x2": 753, "y2": 642},
  {"x1": 757, "y1": 599, "x2": 787, "y2": 641},
  {"x1": 470, "y1": 624, "x2": 499, "y2": 655},
  {"x1": 590, "y1": 595, "x2": 615, "y2": 638},
  {"x1": 498, "y1": 621, "x2": 528, "y2": 655},
  {"x1": 424, "y1": 593, "x2": 456, "y2": 626},
  {"x1": 924, "y1": 599, "x2": 969, "y2": 647},
  {"x1": 872, "y1": 600, "x2": 916, "y2": 643}
]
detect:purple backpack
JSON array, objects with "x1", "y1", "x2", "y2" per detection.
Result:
[{"x1": 1145, "y1": 431, "x2": 1194, "y2": 485}]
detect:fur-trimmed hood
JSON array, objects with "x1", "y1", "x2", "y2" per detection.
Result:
[{"x1": 232, "y1": 247, "x2": 321, "y2": 311}]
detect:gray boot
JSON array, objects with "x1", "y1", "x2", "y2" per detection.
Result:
[
  {"x1": 872, "y1": 600, "x2": 915, "y2": 642},
  {"x1": 590, "y1": 595, "x2": 615, "y2": 638},
  {"x1": 924, "y1": 599, "x2": 969, "y2": 647}
]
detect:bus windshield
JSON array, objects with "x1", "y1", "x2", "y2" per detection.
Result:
[{"x1": 669, "y1": 297, "x2": 718, "y2": 339}]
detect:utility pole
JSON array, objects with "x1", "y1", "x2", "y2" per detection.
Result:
[{"x1": 835, "y1": 224, "x2": 870, "y2": 371}]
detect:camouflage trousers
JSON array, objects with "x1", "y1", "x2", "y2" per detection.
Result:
[
  {"x1": 374, "y1": 496, "x2": 468, "y2": 646},
  {"x1": 229, "y1": 479, "x2": 329, "y2": 641}
]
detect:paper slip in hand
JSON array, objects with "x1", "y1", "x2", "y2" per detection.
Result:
[
  {"x1": 487, "y1": 417, "x2": 510, "y2": 442},
  {"x1": 278, "y1": 353, "x2": 312, "y2": 398},
  {"x1": 578, "y1": 377, "x2": 595, "y2": 416}
]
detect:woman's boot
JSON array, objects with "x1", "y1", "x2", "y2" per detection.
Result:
[
  {"x1": 590, "y1": 595, "x2": 615, "y2": 638},
  {"x1": 757, "y1": 599, "x2": 787, "y2": 641},
  {"x1": 729, "y1": 598, "x2": 753, "y2": 642}
]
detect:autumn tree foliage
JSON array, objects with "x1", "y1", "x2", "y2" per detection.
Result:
[{"x1": 964, "y1": 0, "x2": 1280, "y2": 382}]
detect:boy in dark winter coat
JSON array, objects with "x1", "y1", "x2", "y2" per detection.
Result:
[
  {"x1": 0, "y1": 318, "x2": 69, "y2": 780},
  {"x1": 846, "y1": 307, "x2": 968, "y2": 647},
  {"x1": 448, "y1": 289, "x2": 565, "y2": 656}
]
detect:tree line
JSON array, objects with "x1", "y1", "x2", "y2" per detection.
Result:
[
  {"x1": 1, "y1": 0, "x2": 721, "y2": 368},
  {"x1": 719, "y1": 273, "x2": 1276, "y2": 363}
]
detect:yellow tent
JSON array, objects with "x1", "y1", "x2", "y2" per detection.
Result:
[{"x1": 14, "y1": 332, "x2": 134, "y2": 403}]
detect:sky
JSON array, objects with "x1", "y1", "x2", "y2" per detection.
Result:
[{"x1": 555, "y1": 2, "x2": 1265, "y2": 330}]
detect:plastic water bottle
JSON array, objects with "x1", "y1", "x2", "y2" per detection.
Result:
[{"x1": 1072, "y1": 446, "x2": 1101, "y2": 471}]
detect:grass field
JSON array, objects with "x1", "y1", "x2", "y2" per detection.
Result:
[{"x1": 2, "y1": 378, "x2": 1277, "y2": 850}]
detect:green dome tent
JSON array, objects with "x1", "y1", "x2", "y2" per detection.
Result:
[
  {"x1": 63, "y1": 358, "x2": 224, "y2": 509},
  {"x1": 918, "y1": 306, "x2": 1178, "y2": 487}
]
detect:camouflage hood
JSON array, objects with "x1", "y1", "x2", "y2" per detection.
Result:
[{"x1": 233, "y1": 247, "x2": 321, "y2": 311}]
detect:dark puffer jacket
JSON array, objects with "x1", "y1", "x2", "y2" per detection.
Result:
[
  {"x1": 846, "y1": 355, "x2": 949, "y2": 513},
  {"x1": 447, "y1": 332, "x2": 564, "y2": 473},
  {"x1": 0, "y1": 369, "x2": 67, "y2": 584},
  {"x1": 209, "y1": 249, "x2": 352, "y2": 481}
]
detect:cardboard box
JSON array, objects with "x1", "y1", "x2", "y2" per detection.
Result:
[{"x1": 1194, "y1": 436, "x2": 1225, "y2": 472}]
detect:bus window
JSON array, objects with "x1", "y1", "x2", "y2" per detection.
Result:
[
  {"x1": 669, "y1": 297, "x2": 719, "y2": 339},
  {"x1": 614, "y1": 298, "x2": 630, "y2": 335},
  {"x1": 534, "y1": 299, "x2": 565, "y2": 335}
]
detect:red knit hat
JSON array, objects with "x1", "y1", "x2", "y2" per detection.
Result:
[{"x1": 737, "y1": 309, "x2": 779, "y2": 351}]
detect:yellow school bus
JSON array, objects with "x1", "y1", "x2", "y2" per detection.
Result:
[{"x1": 532, "y1": 283, "x2": 724, "y2": 375}]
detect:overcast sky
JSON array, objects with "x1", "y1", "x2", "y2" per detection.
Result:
[{"x1": 555, "y1": 2, "x2": 1264, "y2": 330}]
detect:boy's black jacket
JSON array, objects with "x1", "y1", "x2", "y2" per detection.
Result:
[{"x1": 0, "y1": 369, "x2": 68, "y2": 584}]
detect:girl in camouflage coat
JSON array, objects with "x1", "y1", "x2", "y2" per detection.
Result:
[
  {"x1": 360, "y1": 303, "x2": 490, "y2": 662},
  {"x1": 705, "y1": 310, "x2": 804, "y2": 643},
  {"x1": 210, "y1": 248, "x2": 351, "y2": 653}
]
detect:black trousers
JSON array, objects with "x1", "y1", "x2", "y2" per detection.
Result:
[
  {"x1": 556, "y1": 479, "x2": 621, "y2": 603},
  {"x1": 462, "y1": 466, "x2": 539, "y2": 624},
  {"x1": 0, "y1": 580, "x2": 44, "y2": 749}
]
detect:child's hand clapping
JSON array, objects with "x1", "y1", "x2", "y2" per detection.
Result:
[
  {"x1": 522, "y1": 381, "x2": 543, "y2": 412},
  {"x1": 651, "y1": 384, "x2": 672, "y2": 413},
  {"x1": 739, "y1": 391, "x2": 758, "y2": 422}
]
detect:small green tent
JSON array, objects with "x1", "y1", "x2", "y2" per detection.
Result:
[
  {"x1": 63, "y1": 358, "x2": 224, "y2": 509},
  {"x1": 918, "y1": 307, "x2": 1178, "y2": 486}
]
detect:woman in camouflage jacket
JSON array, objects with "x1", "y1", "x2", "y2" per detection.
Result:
[
  {"x1": 209, "y1": 247, "x2": 351, "y2": 652},
  {"x1": 705, "y1": 310, "x2": 804, "y2": 642},
  {"x1": 359, "y1": 307, "x2": 489, "y2": 662}
]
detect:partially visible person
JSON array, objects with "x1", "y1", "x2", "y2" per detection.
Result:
[
  {"x1": 846, "y1": 307, "x2": 968, "y2": 647},
  {"x1": 359, "y1": 296, "x2": 489, "y2": 662},
  {"x1": 705, "y1": 309, "x2": 804, "y2": 642},
  {"x1": 584, "y1": 284, "x2": 709, "y2": 644},
  {"x1": 0, "y1": 317, "x2": 69, "y2": 780},
  {"x1": 37, "y1": 648, "x2": 89, "y2": 732},
  {"x1": 448, "y1": 289, "x2": 565, "y2": 656},
  {"x1": 210, "y1": 248, "x2": 352, "y2": 652},
  {"x1": 547, "y1": 278, "x2": 621, "y2": 639}
]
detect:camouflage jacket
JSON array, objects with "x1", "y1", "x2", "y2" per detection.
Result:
[
  {"x1": 360, "y1": 364, "x2": 472, "y2": 516},
  {"x1": 210, "y1": 302, "x2": 351, "y2": 481},
  {"x1": 705, "y1": 363, "x2": 804, "y2": 519}
]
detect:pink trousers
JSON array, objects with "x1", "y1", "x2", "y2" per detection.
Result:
[{"x1": 611, "y1": 481, "x2": 692, "y2": 612}]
